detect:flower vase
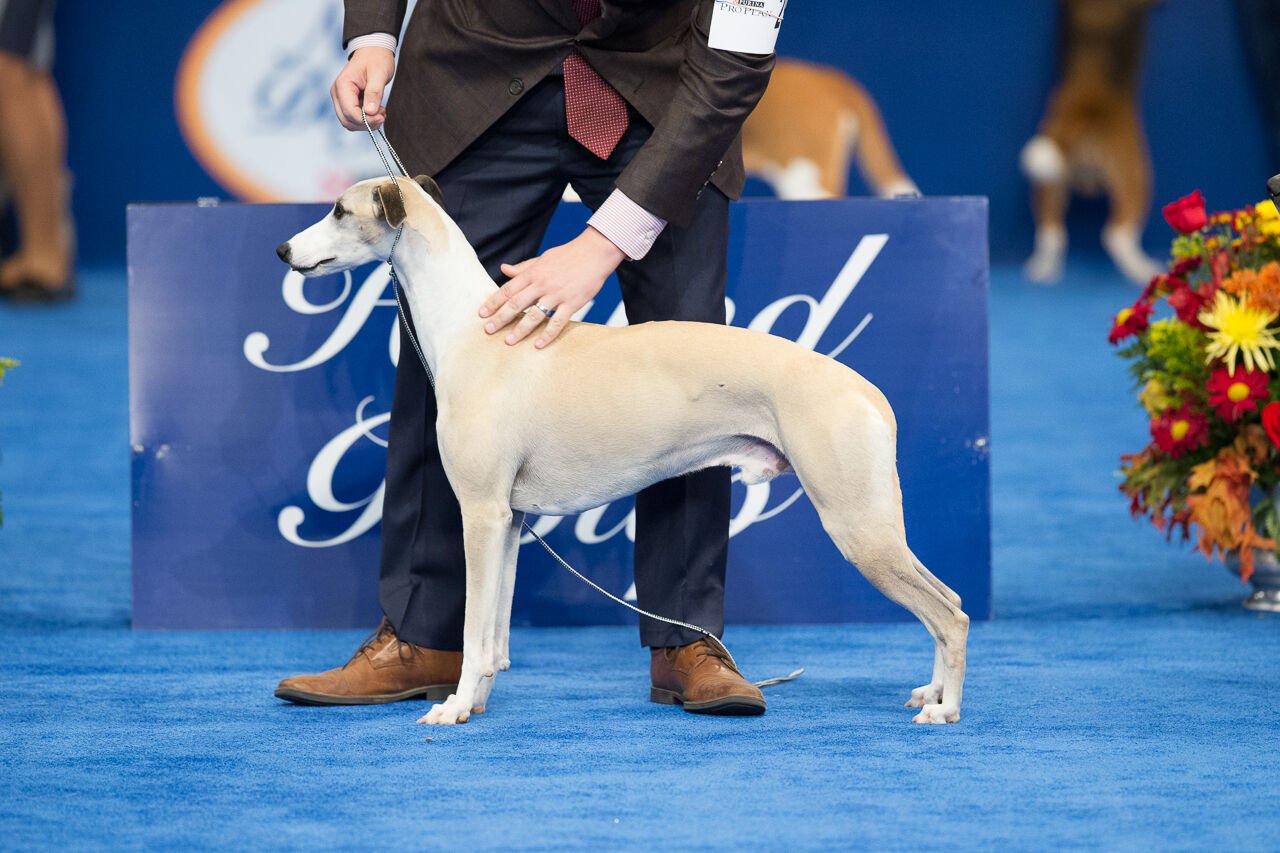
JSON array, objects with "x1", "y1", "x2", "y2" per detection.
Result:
[{"x1": 1225, "y1": 549, "x2": 1280, "y2": 612}]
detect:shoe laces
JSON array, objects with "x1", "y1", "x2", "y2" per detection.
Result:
[
  {"x1": 344, "y1": 618, "x2": 398, "y2": 668},
  {"x1": 691, "y1": 638, "x2": 741, "y2": 674}
]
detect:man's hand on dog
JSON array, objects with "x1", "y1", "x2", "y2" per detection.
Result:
[
  {"x1": 332, "y1": 47, "x2": 396, "y2": 130},
  {"x1": 480, "y1": 228, "x2": 626, "y2": 349}
]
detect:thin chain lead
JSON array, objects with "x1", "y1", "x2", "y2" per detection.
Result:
[{"x1": 355, "y1": 108, "x2": 799, "y2": 688}]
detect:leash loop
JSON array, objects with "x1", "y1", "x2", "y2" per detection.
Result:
[{"x1": 356, "y1": 109, "x2": 798, "y2": 688}]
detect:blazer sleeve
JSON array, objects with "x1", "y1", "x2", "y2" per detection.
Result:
[
  {"x1": 614, "y1": 1, "x2": 775, "y2": 227},
  {"x1": 342, "y1": 0, "x2": 409, "y2": 48}
]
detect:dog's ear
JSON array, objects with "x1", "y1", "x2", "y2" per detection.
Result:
[
  {"x1": 414, "y1": 175, "x2": 445, "y2": 208},
  {"x1": 375, "y1": 181, "x2": 407, "y2": 229}
]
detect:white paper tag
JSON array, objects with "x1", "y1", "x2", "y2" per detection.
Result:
[{"x1": 708, "y1": 0, "x2": 786, "y2": 55}]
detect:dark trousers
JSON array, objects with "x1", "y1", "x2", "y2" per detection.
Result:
[{"x1": 379, "y1": 77, "x2": 731, "y2": 650}]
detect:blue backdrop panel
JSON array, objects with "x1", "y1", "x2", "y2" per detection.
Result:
[{"x1": 128, "y1": 198, "x2": 989, "y2": 630}]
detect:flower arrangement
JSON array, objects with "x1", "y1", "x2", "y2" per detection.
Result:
[
  {"x1": 1113, "y1": 190, "x2": 1280, "y2": 582},
  {"x1": 0, "y1": 357, "x2": 15, "y2": 527}
]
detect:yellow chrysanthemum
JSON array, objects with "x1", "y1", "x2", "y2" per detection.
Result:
[
  {"x1": 1256, "y1": 199, "x2": 1280, "y2": 236},
  {"x1": 1198, "y1": 290, "x2": 1280, "y2": 373}
]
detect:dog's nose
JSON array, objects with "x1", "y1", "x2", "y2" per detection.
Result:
[{"x1": 276, "y1": 242, "x2": 291, "y2": 264}]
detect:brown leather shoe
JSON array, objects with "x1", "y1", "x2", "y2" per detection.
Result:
[
  {"x1": 274, "y1": 619, "x2": 462, "y2": 705},
  {"x1": 650, "y1": 638, "x2": 766, "y2": 716}
]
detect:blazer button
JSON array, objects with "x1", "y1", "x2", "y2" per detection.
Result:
[{"x1": 508, "y1": 78, "x2": 524, "y2": 95}]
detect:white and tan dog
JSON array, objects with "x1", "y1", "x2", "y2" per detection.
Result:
[{"x1": 278, "y1": 176, "x2": 969, "y2": 726}]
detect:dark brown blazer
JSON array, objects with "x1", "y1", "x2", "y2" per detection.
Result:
[{"x1": 343, "y1": 0, "x2": 775, "y2": 226}]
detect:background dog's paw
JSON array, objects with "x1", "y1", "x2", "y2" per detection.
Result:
[
  {"x1": 905, "y1": 683, "x2": 943, "y2": 709},
  {"x1": 911, "y1": 703, "x2": 960, "y2": 724},
  {"x1": 1024, "y1": 251, "x2": 1064, "y2": 284},
  {"x1": 418, "y1": 695, "x2": 471, "y2": 725}
]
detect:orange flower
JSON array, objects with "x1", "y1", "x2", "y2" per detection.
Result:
[
  {"x1": 1185, "y1": 447, "x2": 1276, "y2": 582},
  {"x1": 1221, "y1": 261, "x2": 1280, "y2": 314}
]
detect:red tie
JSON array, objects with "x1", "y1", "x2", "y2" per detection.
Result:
[{"x1": 564, "y1": 0, "x2": 629, "y2": 160}]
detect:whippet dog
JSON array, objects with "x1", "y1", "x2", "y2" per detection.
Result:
[{"x1": 277, "y1": 176, "x2": 969, "y2": 726}]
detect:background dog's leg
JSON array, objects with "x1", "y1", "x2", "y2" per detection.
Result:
[
  {"x1": 419, "y1": 503, "x2": 512, "y2": 725},
  {"x1": 1101, "y1": 111, "x2": 1163, "y2": 285},
  {"x1": 1021, "y1": 134, "x2": 1069, "y2": 284}
]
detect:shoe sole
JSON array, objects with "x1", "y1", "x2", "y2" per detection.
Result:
[
  {"x1": 649, "y1": 687, "x2": 766, "y2": 716},
  {"x1": 274, "y1": 684, "x2": 457, "y2": 706}
]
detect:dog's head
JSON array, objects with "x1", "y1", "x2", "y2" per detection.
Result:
[{"x1": 276, "y1": 175, "x2": 445, "y2": 276}]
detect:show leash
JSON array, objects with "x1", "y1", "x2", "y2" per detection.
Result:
[{"x1": 358, "y1": 110, "x2": 800, "y2": 688}]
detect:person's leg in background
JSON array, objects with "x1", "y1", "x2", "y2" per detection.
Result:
[
  {"x1": 567, "y1": 102, "x2": 763, "y2": 715},
  {"x1": 0, "y1": 0, "x2": 72, "y2": 301}
]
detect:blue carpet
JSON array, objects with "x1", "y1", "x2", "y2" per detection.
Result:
[{"x1": 1, "y1": 263, "x2": 1278, "y2": 850}]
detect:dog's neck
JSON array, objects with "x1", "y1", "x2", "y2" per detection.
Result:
[{"x1": 389, "y1": 214, "x2": 496, "y2": 379}]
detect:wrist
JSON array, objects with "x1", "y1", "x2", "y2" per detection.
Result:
[{"x1": 583, "y1": 227, "x2": 627, "y2": 267}]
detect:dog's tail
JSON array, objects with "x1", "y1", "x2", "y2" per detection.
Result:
[
  {"x1": 837, "y1": 76, "x2": 919, "y2": 199},
  {"x1": 1020, "y1": 134, "x2": 1067, "y2": 185}
]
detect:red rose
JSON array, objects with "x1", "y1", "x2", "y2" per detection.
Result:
[
  {"x1": 1262, "y1": 402, "x2": 1280, "y2": 449},
  {"x1": 1163, "y1": 190, "x2": 1208, "y2": 235},
  {"x1": 1206, "y1": 366, "x2": 1269, "y2": 422},
  {"x1": 1150, "y1": 404, "x2": 1210, "y2": 458},
  {"x1": 1166, "y1": 278, "x2": 1214, "y2": 329},
  {"x1": 1108, "y1": 300, "x2": 1154, "y2": 344}
]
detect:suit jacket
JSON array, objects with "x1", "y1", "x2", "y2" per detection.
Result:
[{"x1": 343, "y1": 0, "x2": 775, "y2": 226}]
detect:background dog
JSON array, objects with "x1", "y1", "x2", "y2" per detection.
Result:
[
  {"x1": 743, "y1": 58, "x2": 919, "y2": 200},
  {"x1": 1022, "y1": 0, "x2": 1164, "y2": 284}
]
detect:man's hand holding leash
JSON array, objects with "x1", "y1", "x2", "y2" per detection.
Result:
[
  {"x1": 332, "y1": 47, "x2": 626, "y2": 350},
  {"x1": 332, "y1": 47, "x2": 395, "y2": 131}
]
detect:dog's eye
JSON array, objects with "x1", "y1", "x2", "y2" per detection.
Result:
[{"x1": 333, "y1": 203, "x2": 345, "y2": 220}]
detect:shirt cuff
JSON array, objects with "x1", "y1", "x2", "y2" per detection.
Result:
[
  {"x1": 587, "y1": 189, "x2": 667, "y2": 261},
  {"x1": 347, "y1": 32, "x2": 397, "y2": 56}
]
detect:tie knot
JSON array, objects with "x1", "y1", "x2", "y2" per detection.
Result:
[{"x1": 573, "y1": 0, "x2": 601, "y2": 27}]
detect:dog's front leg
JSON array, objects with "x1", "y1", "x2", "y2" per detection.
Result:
[
  {"x1": 493, "y1": 512, "x2": 524, "y2": 673},
  {"x1": 419, "y1": 502, "x2": 512, "y2": 725}
]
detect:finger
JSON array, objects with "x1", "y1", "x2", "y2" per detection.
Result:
[
  {"x1": 534, "y1": 303, "x2": 573, "y2": 348},
  {"x1": 480, "y1": 275, "x2": 531, "y2": 320},
  {"x1": 363, "y1": 80, "x2": 385, "y2": 119},
  {"x1": 506, "y1": 304, "x2": 549, "y2": 345},
  {"x1": 333, "y1": 77, "x2": 364, "y2": 130},
  {"x1": 331, "y1": 81, "x2": 354, "y2": 130},
  {"x1": 499, "y1": 259, "x2": 535, "y2": 277},
  {"x1": 487, "y1": 284, "x2": 545, "y2": 333}
]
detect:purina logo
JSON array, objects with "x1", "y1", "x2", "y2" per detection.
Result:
[{"x1": 176, "y1": 0, "x2": 396, "y2": 201}]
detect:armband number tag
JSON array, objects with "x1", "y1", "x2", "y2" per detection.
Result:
[{"x1": 708, "y1": 0, "x2": 786, "y2": 55}]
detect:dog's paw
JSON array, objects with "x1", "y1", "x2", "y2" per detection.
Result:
[
  {"x1": 905, "y1": 683, "x2": 943, "y2": 709},
  {"x1": 418, "y1": 694, "x2": 471, "y2": 725},
  {"x1": 911, "y1": 703, "x2": 960, "y2": 724},
  {"x1": 1024, "y1": 251, "x2": 1064, "y2": 284},
  {"x1": 496, "y1": 657, "x2": 511, "y2": 672}
]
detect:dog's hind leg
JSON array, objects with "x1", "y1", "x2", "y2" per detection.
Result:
[
  {"x1": 910, "y1": 549, "x2": 961, "y2": 609},
  {"x1": 790, "y1": 406, "x2": 968, "y2": 723},
  {"x1": 419, "y1": 502, "x2": 512, "y2": 725},
  {"x1": 845, "y1": 537, "x2": 968, "y2": 723},
  {"x1": 902, "y1": 548, "x2": 964, "y2": 711}
]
